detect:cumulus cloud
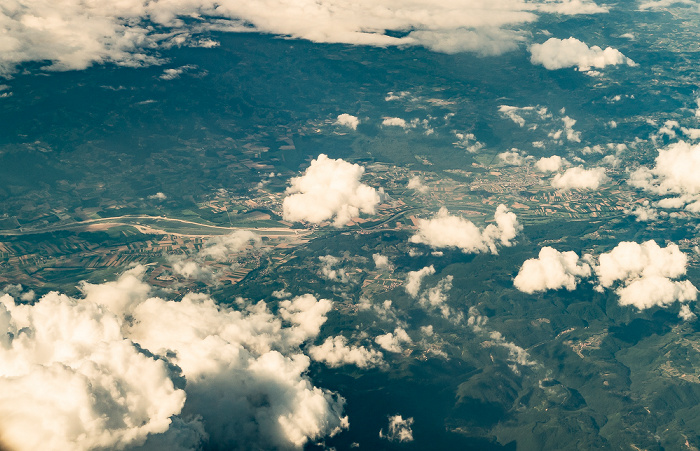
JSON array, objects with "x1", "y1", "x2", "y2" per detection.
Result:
[
  {"x1": 629, "y1": 141, "x2": 700, "y2": 205},
  {"x1": 515, "y1": 240, "x2": 698, "y2": 313},
  {"x1": 405, "y1": 265, "x2": 436, "y2": 298},
  {"x1": 148, "y1": 192, "x2": 167, "y2": 200},
  {"x1": 0, "y1": 0, "x2": 608, "y2": 76},
  {"x1": 615, "y1": 276, "x2": 697, "y2": 309},
  {"x1": 514, "y1": 247, "x2": 592, "y2": 293},
  {"x1": 373, "y1": 253, "x2": 393, "y2": 271},
  {"x1": 335, "y1": 113, "x2": 359, "y2": 130},
  {"x1": 375, "y1": 327, "x2": 412, "y2": 353},
  {"x1": 0, "y1": 267, "x2": 348, "y2": 450},
  {"x1": 597, "y1": 240, "x2": 698, "y2": 310},
  {"x1": 308, "y1": 336, "x2": 383, "y2": 368},
  {"x1": 282, "y1": 154, "x2": 382, "y2": 227},
  {"x1": 529, "y1": 37, "x2": 636, "y2": 71},
  {"x1": 379, "y1": 415, "x2": 414, "y2": 442},
  {"x1": 596, "y1": 240, "x2": 688, "y2": 288},
  {"x1": 535, "y1": 155, "x2": 568, "y2": 172},
  {"x1": 551, "y1": 166, "x2": 609, "y2": 190},
  {"x1": 409, "y1": 205, "x2": 521, "y2": 254},
  {"x1": 498, "y1": 150, "x2": 526, "y2": 166},
  {"x1": 382, "y1": 117, "x2": 409, "y2": 128}
]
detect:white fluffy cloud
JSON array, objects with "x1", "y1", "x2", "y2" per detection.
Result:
[
  {"x1": 535, "y1": 155, "x2": 568, "y2": 172},
  {"x1": 405, "y1": 265, "x2": 436, "y2": 298},
  {"x1": 335, "y1": 113, "x2": 359, "y2": 130},
  {"x1": 409, "y1": 205, "x2": 521, "y2": 254},
  {"x1": 514, "y1": 247, "x2": 592, "y2": 293},
  {"x1": 0, "y1": 0, "x2": 608, "y2": 76},
  {"x1": 498, "y1": 150, "x2": 526, "y2": 166},
  {"x1": 382, "y1": 117, "x2": 409, "y2": 128},
  {"x1": 529, "y1": 37, "x2": 636, "y2": 71},
  {"x1": 516, "y1": 241, "x2": 698, "y2": 313},
  {"x1": 373, "y1": 253, "x2": 393, "y2": 270},
  {"x1": 629, "y1": 141, "x2": 700, "y2": 202},
  {"x1": 597, "y1": 241, "x2": 697, "y2": 310},
  {"x1": 375, "y1": 328, "x2": 412, "y2": 353},
  {"x1": 596, "y1": 240, "x2": 688, "y2": 287},
  {"x1": 379, "y1": 415, "x2": 414, "y2": 442},
  {"x1": 308, "y1": 336, "x2": 383, "y2": 368},
  {"x1": 551, "y1": 166, "x2": 609, "y2": 190},
  {"x1": 0, "y1": 267, "x2": 348, "y2": 451},
  {"x1": 282, "y1": 154, "x2": 382, "y2": 227}
]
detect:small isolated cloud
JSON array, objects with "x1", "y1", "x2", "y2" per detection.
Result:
[
  {"x1": 453, "y1": 132, "x2": 485, "y2": 153},
  {"x1": 373, "y1": 253, "x2": 393, "y2": 271},
  {"x1": 382, "y1": 117, "x2": 409, "y2": 128},
  {"x1": 282, "y1": 154, "x2": 382, "y2": 227},
  {"x1": 409, "y1": 205, "x2": 521, "y2": 254},
  {"x1": 628, "y1": 202, "x2": 659, "y2": 222},
  {"x1": 529, "y1": 37, "x2": 636, "y2": 71},
  {"x1": 498, "y1": 150, "x2": 526, "y2": 166},
  {"x1": 148, "y1": 192, "x2": 167, "y2": 200},
  {"x1": 420, "y1": 275, "x2": 454, "y2": 319},
  {"x1": 514, "y1": 247, "x2": 592, "y2": 293},
  {"x1": 335, "y1": 113, "x2": 359, "y2": 130},
  {"x1": 308, "y1": 336, "x2": 383, "y2": 368},
  {"x1": 318, "y1": 255, "x2": 350, "y2": 283},
  {"x1": 535, "y1": 155, "x2": 568, "y2": 172},
  {"x1": 551, "y1": 166, "x2": 609, "y2": 190},
  {"x1": 498, "y1": 105, "x2": 533, "y2": 127},
  {"x1": 375, "y1": 328, "x2": 412, "y2": 353},
  {"x1": 406, "y1": 265, "x2": 436, "y2": 298},
  {"x1": 561, "y1": 116, "x2": 581, "y2": 142},
  {"x1": 379, "y1": 415, "x2": 414, "y2": 443},
  {"x1": 407, "y1": 176, "x2": 429, "y2": 193},
  {"x1": 159, "y1": 65, "x2": 197, "y2": 80}
]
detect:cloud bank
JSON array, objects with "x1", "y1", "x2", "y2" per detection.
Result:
[
  {"x1": 0, "y1": 267, "x2": 348, "y2": 451},
  {"x1": 409, "y1": 205, "x2": 521, "y2": 254},
  {"x1": 530, "y1": 37, "x2": 636, "y2": 71},
  {"x1": 0, "y1": 0, "x2": 608, "y2": 76},
  {"x1": 282, "y1": 154, "x2": 382, "y2": 227}
]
